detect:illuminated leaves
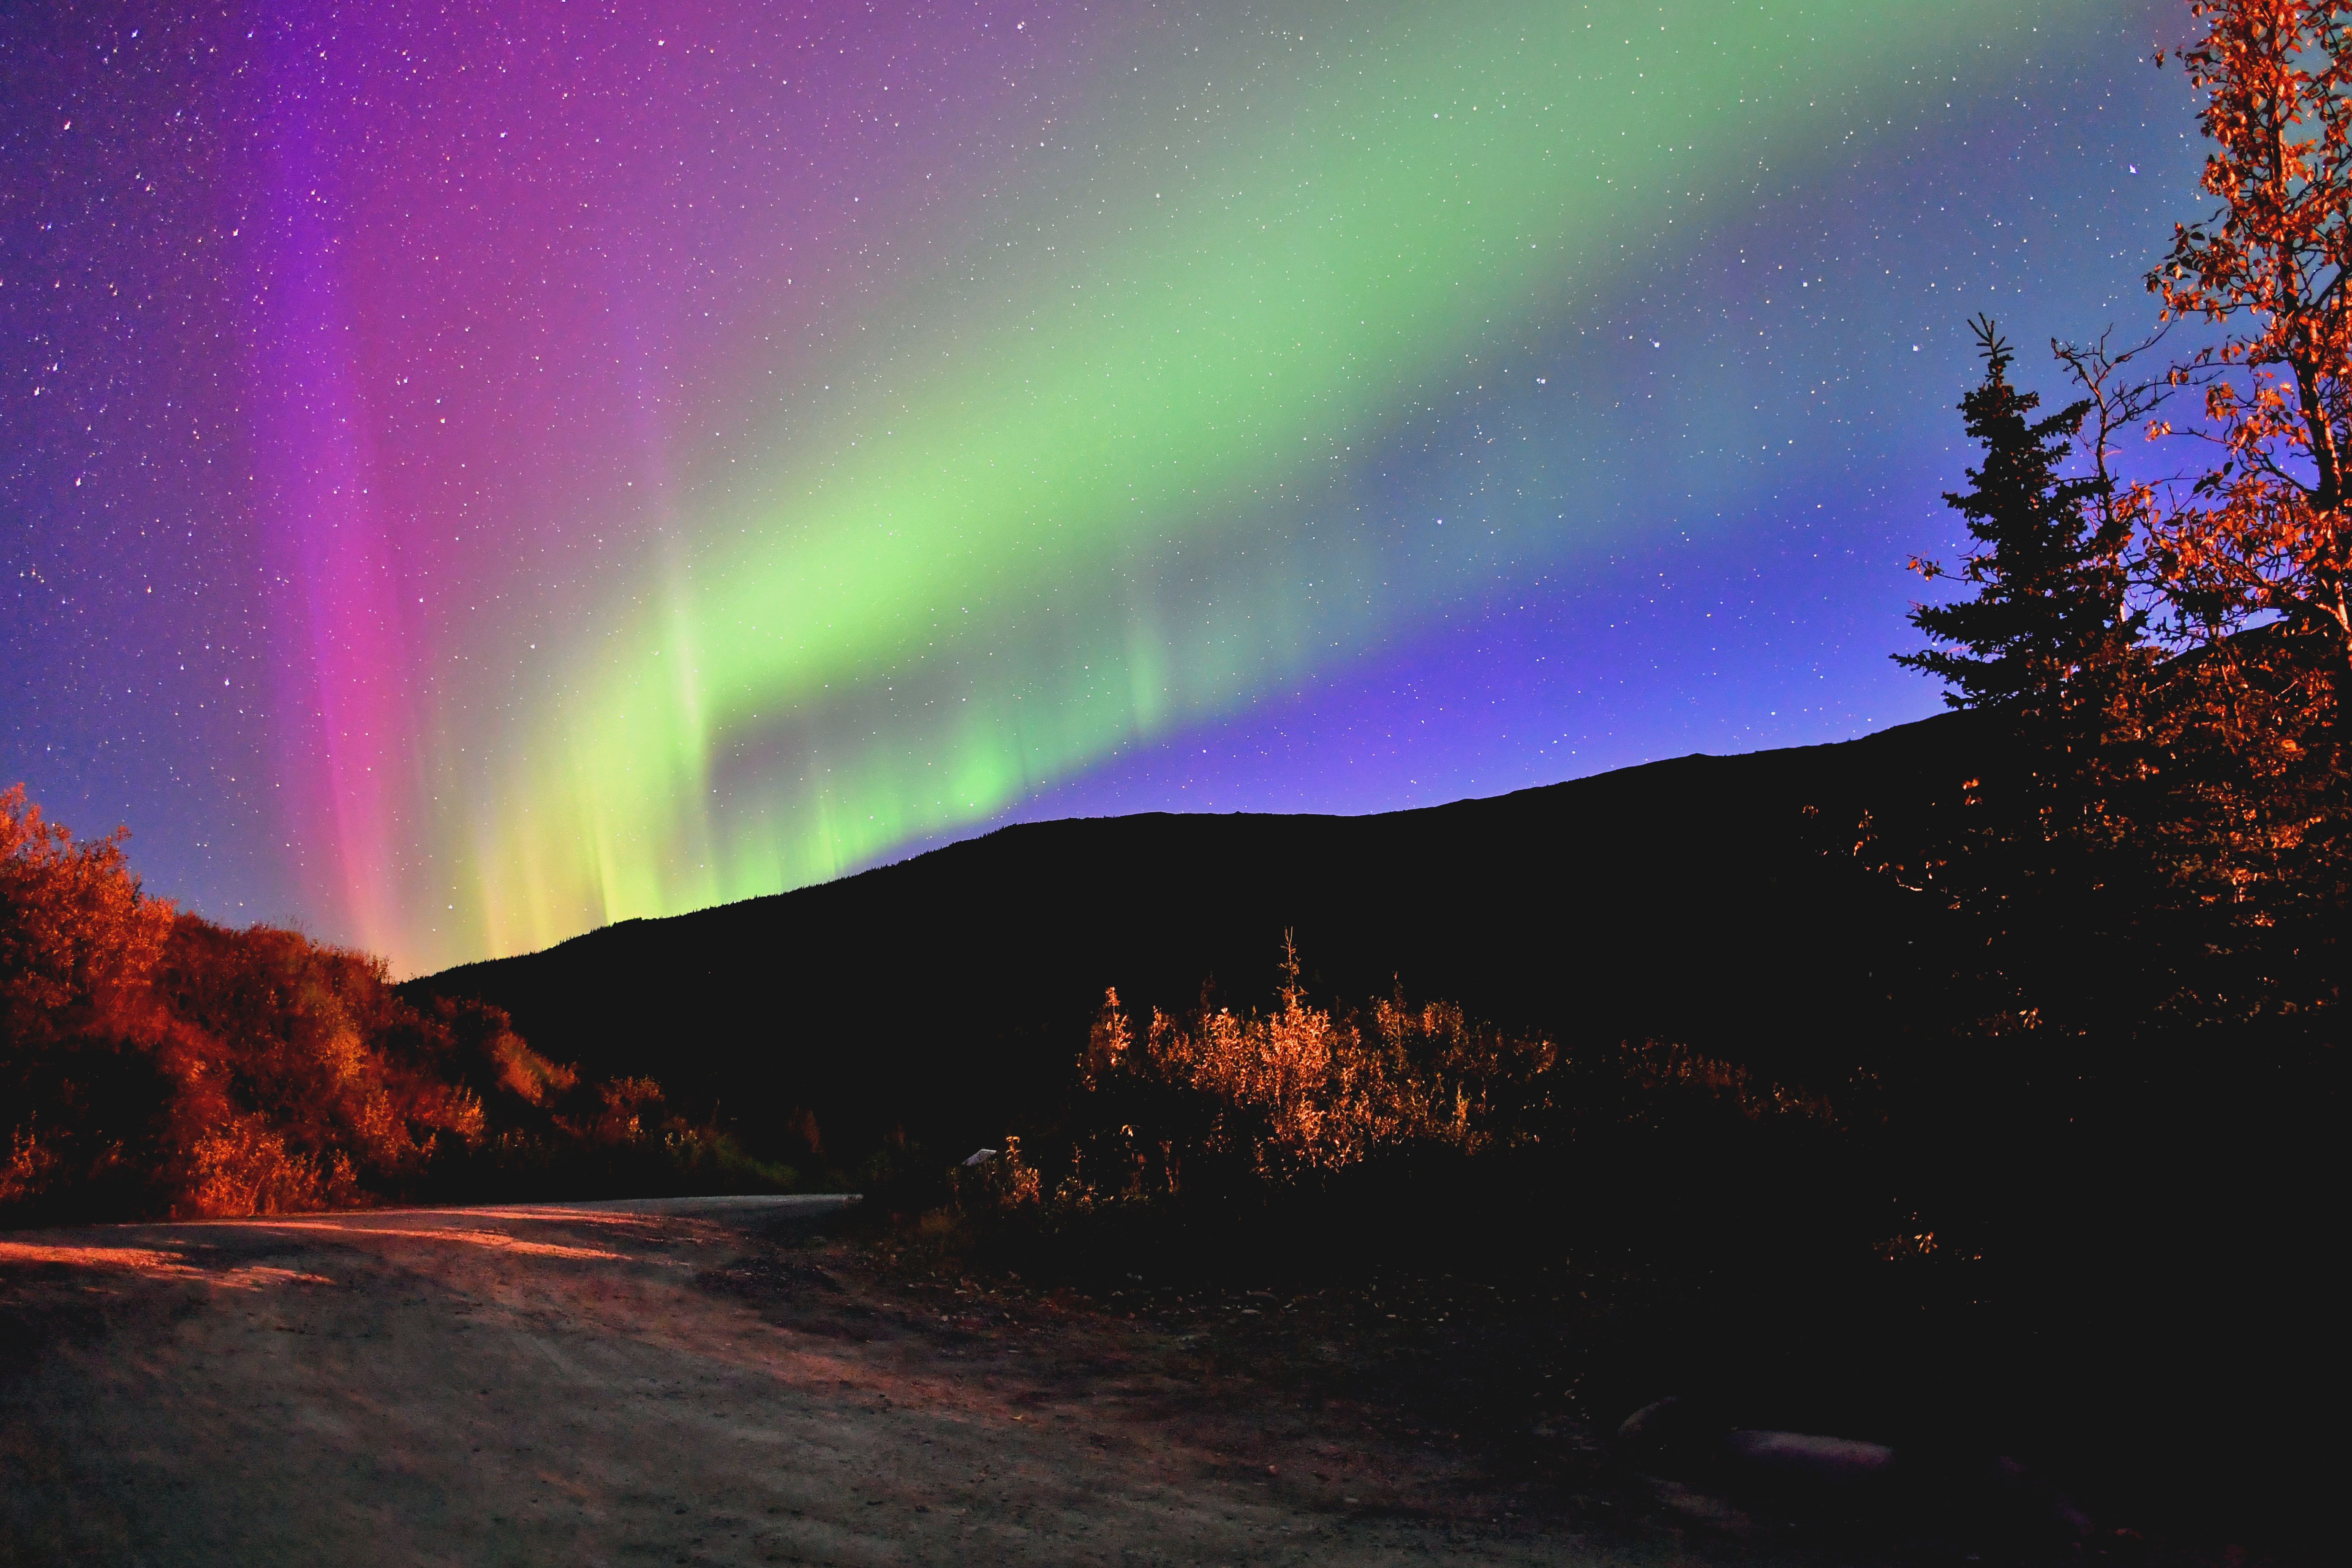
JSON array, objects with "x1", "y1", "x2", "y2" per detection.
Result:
[
  {"x1": 2154, "y1": 1, "x2": 2352, "y2": 653},
  {"x1": 0, "y1": 783, "x2": 174, "y2": 1043},
  {"x1": 2, "y1": 785, "x2": 670, "y2": 1222}
]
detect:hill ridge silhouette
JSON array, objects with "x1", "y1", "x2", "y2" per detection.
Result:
[{"x1": 408, "y1": 710, "x2": 1991, "y2": 1163}]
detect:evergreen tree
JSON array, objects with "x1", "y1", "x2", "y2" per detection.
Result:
[
  {"x1": 1874, "y1": 322, "x2": 2164, "y2": 1136},
  {"x1": 1897, "y1": 316, "x2": 2142, "y2": 736}
]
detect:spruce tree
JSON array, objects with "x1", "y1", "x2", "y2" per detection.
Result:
[
  {"x1": 1897, "y1": 316, "x2": 2140, "y2": 732},
  {"x1": 1881, "y1": 321, "x2": 2159, "y2": 1124}
]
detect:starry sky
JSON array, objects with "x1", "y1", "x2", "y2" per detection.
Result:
[{"x1": 4, "y1": 1, "x2": 2207, "y2": 975}]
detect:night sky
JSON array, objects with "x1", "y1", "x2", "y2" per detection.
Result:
[{"x1": 4, "y1": 1, "x2": 2205, "y2": 975}]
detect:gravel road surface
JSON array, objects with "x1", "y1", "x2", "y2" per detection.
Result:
[{"x1": 1, "y1": 1196, "x2": 1669, "y2": 1567}]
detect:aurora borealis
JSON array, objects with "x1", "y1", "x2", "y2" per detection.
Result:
[{"x1": 6, "y1": 1, "x2": 2204, "y2": 974}]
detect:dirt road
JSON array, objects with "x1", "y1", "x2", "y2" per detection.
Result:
[{"x1": 0, "y1": 1195, "x2": 1677, "y2": 1567}]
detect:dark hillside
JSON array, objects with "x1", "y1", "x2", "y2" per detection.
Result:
[
  {"x1": 405, "y1": 709, "x2": 2338, "y2": 1544},
  {"x1": 410, "y1": 710, "x2": 1995, "y2": 1170}
]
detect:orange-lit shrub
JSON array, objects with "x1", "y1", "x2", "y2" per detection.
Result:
[
  {"x1": 151, "y1": 918, "x2": 471, "y2": 1193},
  {"x1": 1087, "y1": 939, "x2": 1557, "y2": 1183},
  {"x1": 1, "y1": 784, "x2": 698, "y2": 1225},
  {"x1": 975, "y1": 936, "x2": 1832, "y2": 1231},
  {"x1": 2, "y1": 786, "x2": 182, "y2": 1219},
  {"x1": 179, "y1": 1115, "x2": 354, "y2": 1219},
  {"x1": 568, "y1": 1075, "x2": 664, "y2": 1146},
  {"x1": 0, "y1": 784, "x2": 174, "y2": 1048}
]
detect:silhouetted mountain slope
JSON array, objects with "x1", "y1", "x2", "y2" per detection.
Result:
[
  {"x1": 405, "y1": 709, "x2": 2347, "y2": 1543},
  {"x1": 410, "y1": 710, "x2": 1996, "y2": 1162}
]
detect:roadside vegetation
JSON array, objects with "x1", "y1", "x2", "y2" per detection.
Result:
[
  {"x1": 872, "y1": 11, "x2": 2346, "y2": 1543},
  {"x1": 0, "y1": 784, "x2": 788, "y2": 1226},
  {"x1": 0, "y1": 3, "x2": 2340, "y2": 1552},
  {"x1": 916, "y1": 936, "x2": 1851, "y2": 1285}
]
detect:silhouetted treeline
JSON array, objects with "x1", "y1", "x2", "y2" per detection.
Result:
[
  {"x1": 0, "y1": 785, "x2": 787, "y2": 1225},
  {"x1": 854, "y1": 300, "x2": 2344, "y2": 1546}
]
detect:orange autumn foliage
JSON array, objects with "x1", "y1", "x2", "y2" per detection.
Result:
[
  {"x1": 0, "y1": 784, "x2": 172, "y2": 1049},
  {"x1": 1081, "y1": 936, "x2": 1556, "y2": 1180},
  {"x1": 0, "y1": 785, "x2": 662, "y2": 1224},
  {"x1": 966, "y1": 936, "x2": 1833, "y2": 1228},
  {"x1": 2155, "y1": 2, "x2": 2352, "y2": 678}
]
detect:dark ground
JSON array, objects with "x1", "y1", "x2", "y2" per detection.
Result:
[
  {"x1": 398, "y1": 711, "x2": 2338, "y2": 1557},
  {"x1": 4, "y1": 1195, "x2": 2317, "y2": 1568}
]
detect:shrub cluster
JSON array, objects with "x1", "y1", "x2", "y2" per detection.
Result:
[
  {"x1": 946, "y1": 936, "x2": 1848, "y2": 1279},
  {"x1": 1, "y1": 785, "x2": 781, "y2": 1225}
]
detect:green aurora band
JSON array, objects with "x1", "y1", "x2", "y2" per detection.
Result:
[{"x1": 405, "y1": 0, "x2": 2081, "y2": 968}]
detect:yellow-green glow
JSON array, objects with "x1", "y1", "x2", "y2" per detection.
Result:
[{"x1": 402, "y1": 1, "x2": 2078, "y2": 966}]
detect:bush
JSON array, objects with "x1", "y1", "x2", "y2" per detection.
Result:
[
  {"x1": 939, "y1": 935, "x2": 1852, "y2": 1285},
  {"x1": 0, "y1": 785, "x2": 788, "y2": 1224}
]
